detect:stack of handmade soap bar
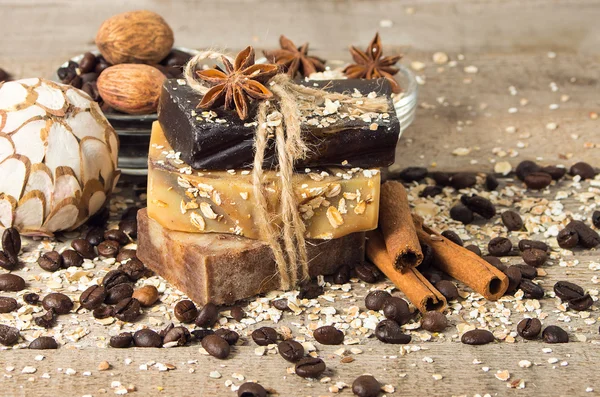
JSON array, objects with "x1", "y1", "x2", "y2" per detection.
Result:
[{"x1": 137, "y1": 78, "x2": 401, "y2": 305}]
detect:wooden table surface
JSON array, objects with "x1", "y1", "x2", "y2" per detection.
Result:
[{"x1": 1, "y1": 1, "x2": 600, "y2": 396}]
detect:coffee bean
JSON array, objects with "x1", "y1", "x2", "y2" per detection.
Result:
[
  {"x1": 553, "y1": 281, "x2": 584, "y2": 301},
  {"x1": 355, "y1": 262, "x2": 382, "y2": 283},
  {"x1": 79, "y1": 52, "x2": 97, "y2": 73},
  {"x1": 483, "y1": 255, "x2": 507, "y2": 272},
  {"x1": 134, "y1": 328, "x2": 163, "y2": 347},
  {"x1": 121, "y1": 206, "x2": 141, "y2": 221},
  {"x1": 214, "y1": 328, "x2": 239, "y2": 346},
  {"x1": 570, "y1": 161, "x2": 596, "y2": 180},
  {"x1": 461, "y1": 195, "x2": 496, "y2": 219},
  {"x1": 195, "y1": 302, "x2": 219, "y2": 328},
  {"x1": 542, "y1": 325, "x2": 569, "y2": 343},
  {"x1": 94, "y1": 55, "x2": 111, "y2": 74},
  {"x1": 557, "y1": 225, "x2": 579, "y2": 249},
  {"x1": 421, "y1": 311, "x2": 448, "y2": 332},
  {"x1": 105, "y1": 283, "x2": 134, "y2": 304},
  {"x1": 110, "y1": 332, "x2": 133, "y2": 348},
  {"x1": 375, "y1": 319, "x2": 411, "y2": 344},
  {"x1": 451, "y1": 172, "x2": 477, "y2": 189},
  {"x1": 352, "y1": 375, "x2": 380, "y2": 397},
  {"x1": 102, "y1": 270, "x2": 131, "y2": 289},
  {"x1": 517, "y1": 318, "x2": 542, "y2": 340},
  {"x1": 163, "y1": 326, "x2": 191, "y2": 346},
  {"x1": 88, "y1": 206, "x2": 109, "y2": 227},
  {"x1": 501, "y1": 210, "x2": 523, "y2": 231},
  {"x1": 191, "y1": 329, "x2": 214, "y2": 341},
  {"x1": 0, "y1": 68, "x2": 10, "y2": 82},
  {"x1": 518, "y1": 239, "x2": 549, "y2": 252},
  {"x1": 441, "y1": 230, "x2": 463, "y2": 246},
  {"x1": 23, "y1": 293, "x2": 39, "y2": 305},
  {"x1": 42, "y1": 292, "x2": 73, "y2": 315},
  {"x1": 524, "y1": 172, "x2": 552, "y2": 190},
  {"x1": 271, "y1": 298, "x2": 289, "y2": 311},
  {"x1": 431, "y1": 171, "x2": 452, "y2": 186},
  {"x1": 34, "y1": 309, "x2": 56, "y2": 328},
  {"x1": 85, "y1": 227, "x2": 105, "y2": 246},
  {"x1": 0, "y1": 324, "x2": 19, "y2": 346},
  {"x1": 516, "y1": 160, "x2": 541, "y2": 181},
  {"x1": 420, "y1": 243, "x2": 434, "y2": 268},
  {"x1": 113, "y1": 297, "x2": 141, "y2": 322},
  {"x1": 0, "y1": 274, "x2": 25, "y2": 291},
  {"x1": 92, "y1": 305, "x2": 114, "y2": 319},
  {"x1": 421, "y1": 185, "x2": 443, "y2": 198},
  {"x1": 29, "y1": 336, "x2": 58, "y2": 350},
  {"x1": 521, "y1": 248, "x2": 547, "y2": 268},
  {"x1": 37, "y1": 251, "x2": 62, "y2": 272},
  {"x1": 434, "y1": 280, "x2": 459, "y2": 301},
  {"x1": 382, "y1": 297, "x2": 411, "y2": 325},
  {"x1": 313, "y1": 325, "x2": 344, "y2": 345},
  {"x1": 519, "y1": 279, "x2": 544, "y2": 299},
  {"x1": 97, "y1": 240, "x2": 120, "y2": 258},
  {"x1": 461, "y1": 329, "x2": 495, "y2": 345},
  {"x1": 80, "y1": 285, "x2": 106, "y2": 310},
  {"x1": 332, "y1": 264, "x2": 351, "y2": 284},
  {"x1": 568, "y1": 294, "x2": 593, "y2": 311},
  {"x1": 570, "y1": 220, "x2": 600, "y2": 248},
  {"x1": 104, "y1": 229, "x2": 129, "y2": 245},
  {"x1": 423, "y1": 270, "x2": 443, "y2": 285},
  {"x1": 118, "y1": 258, "x2": 146, "y2": 281},
  {"x1": 0, "y1": 296, "x2": 18, "y2": 313},
  {"x1": 278, "y1": 340, "x2": 304, "y2": 362},
  {"x1": 237, "y1": 382, "x2": 267, "y2": 397},
  {"x1": 465, "y1": 244, "x2": 482, "y2": 256},
  {"x1": 132, "y1": 285, "x2": 158, "y2": 307},
  {"x1": 398, "y1": 167, "x2": 427, "y2": 182},
  {"x1": 485, "y1": 174, "x2": 499, "y2": 191},
  {"x1": 230, "y1": 306, "x2": 245, "y2": 322},
  {"x1": 488, "y1": 237, "x2": 512, "y2": 256},
  {"x1": 116, "y1": 249, "x2": 137, "y2": 263},
  {"x1": 593, "y1": 211, "x2": 600, "y2": 229},
  {"x1": 365, "y1": 290, "x2": 391, "y2": 311},
  {"x1": 450, "y1": 204, "x2": 474, "y2": 224},
  {"x1": 514, "y1": 264, "x2": 537, "y2": 279},
  {"x1": 71, "y1": 238, "x2": 96, "y2": 259},
  {"x1": 298, "y1": 280, "x2": 324, "y2": 299},
  {"x1": 81, "y1": 72, "x2": 98, "y2": 85},
  {"x1": 252, "y1": 326, "x2": 279, "y2": 346},
  {"x1": 295, "y1": 357, "x2": 326, "y2": 378},
  {"x1": 201, "y1": 334, "x2": 230, "y2": 359},
  {"x1": 61, "y1": 249, "x2": 83, "y2": 268},
  {"x1": 541, "y1": 165, "x2": 566, "y2": 180},
  {"x1": 503, "y1": 266, "x2": 522, "y2": 295},
  {"x1": 118, "y1": 218, "x2": 138, "y2": 238},
  {"x1": 0, "y1": 250, "x2": 16, "y2": 270},
  {"x1": 2, "y1": 227, "x2": 20, "y2": 263}
]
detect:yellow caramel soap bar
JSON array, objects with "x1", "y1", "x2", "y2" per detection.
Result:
[{"x1": 147, "y1": 122, "x2": 380, "y2": 240}]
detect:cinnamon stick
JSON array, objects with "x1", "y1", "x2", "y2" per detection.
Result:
[
  {"x1": 379, "y1": 181, "x2": 423, "y2": 270},
  {"x1": 366, "y1": 230, "x2": 447, "y2": 313},
  {"x1": 412, "y1": 215, "x2": 509, "y2": 301}
]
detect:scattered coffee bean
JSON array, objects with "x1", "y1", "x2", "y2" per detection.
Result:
[
  {"x1": 450, "y1": 172, "x2": 477, "y2": 189},
  {"x1": 201, "y1": 334, "x2": 230, "y2": 359},
  {"x1": 488, "y1": 237, "x2": 512, "y2": 256},
  {"x1": 97, "y1": 240, "x2": 120, "y2": 258},
  {"x1": 72, "y1": 238, "x2": 96, "y2": 259},
  {"x1": 352, "y1": 375, "x2": 380, "y2": 397},
  {"x1": 420, "y1": 243, "x2": 434, "y2": 268},
  {"x1": 102, "y1": 270, "x2": 131, "y2": 290},
  {"x1": 0, "y1": 251, "x2": 16, "y2": 270},
  {"x1": 295, "y1": 357, "x2": 326, "y2": 378},
  {"x1": 593, "y1": 211, "x2": 600, "y2": 229},
  {"x1": 298, "y1": 280, "x2": 324, "y2": 299},
  {"x1": 79, "y1": 52, "x2": 97, "y2": 73},
  {"x1": 92, "y1": 305, "x2": 114, "y2": 319},
  {"x1": 24, "y1": 293, "x2": 39, "y2": 305},
  {"x1": 113, "y1": 297, "x2": 141, "y2": 322},
  {"x1": 313, "y1": 325, "x2": 344, "y2": 345},
  {"x1": 195, "y1": 302, "x2": 219, "y2": 328},
  {"x1": 514, "y1": 264, "x2": 537, "y2": 279},
  {"x1": 105, "y1": 283, "x2": 134, "y2": 304},
  {"x1": 375, "y1": 319, "x2": 411, "y2": 344},
  {"x1": 568, "y1": 294, "x2": 593, "y2": 311},
  {"x1": 121, "y1": 206, "x2": 140, "y2": 221},
  {"x1": 504, "y1": 266, "x2": 522, "y2": 295},
  {"x1": 332, "y1": 264, "x2": 351, "y2": 284},
  {"x1": 116, "y1": 249, "x2": 137, "y2": 263},
  {"x1": 191, "y1": 329, "x2": 214, "y2": 341},
  {"x1": 42, "y1": 292, "x2": 73, "y2": 315},
  {"x1": 434, "y1": 280, "x2": 459, "y2": 301},
  {"x1": 134, "y1": 328, "x2": 163, "y2": 348},
  {"x1": 542, "y1": 325, "x2": 569, "y2": 343},
  {"x1": 271, "y1": 298, "x2": 289, "y2": 311},
  {"x1": 483, "y1": 255, "x2": 507, "y2": 272},
  {"x1": 0, "y1": 273, "x2": 26, "y2": 291},
  {"x1": 382, "y1": 296, "x2": 411, "y2": 325},
  {"x1": 421, "y1": 185, "x2": 443, "y2": 197},
  {"x1": 431, "y1": 171, "x2": 452, "y2": 186},
  {"x1": 230, "y1": 306, "x2": 245, "y2": 322},
  {"x1": 34, "y1": 309, "x2": 56, "y2": 328},
  {"x1": 0, "y1": 324, "x2": 19, "y2": 346},
  {"x1": 132, "y1": 285, "x2": 159, "y2": 307},
  {"x1": 237, "y1": 382, "x2": 267, "y2": 397},
  {"x1": 61, "y1": 249, "x2": 83, "y2": 268},
  {"x1": 85, "y1": 227, "x2": 105, "y2": 246},
  {"x1": 517, "y1": 318, "x2": 542, "y2": 340},
  {"x1": 461, "y1": 195, "x2": 496, "y2": 219},
  {"x1": 398, "y1": 167, "x2": 428, "y2": 182},
  {"x1": 450, "y1": 204, "x2": 474, "y2": 224},
  {"x1": 519, "y1": 279, "x2": 545, "y2": 299},
  {"x1": 465, "y1": 244, "x2": 482, "y2": 256},
  {"x1": 421, "y1": 311, "x2": 448, "y2": 332},
  {"x1": 118, "y1": 218, "x2": 138, "y2": 238},
  {"x1": 461, "y1": 329, "x2": 495, "y2": 345},
  {"x1": 518, "y1": 239, "x2": 549, "y2": 252},
  {"x1": 553, "y1": 281, "x2": 584, "y2": 301},
  {"x1": 501, "y1": 210, "x2": 523, "y2": 231},
  {"x1": 516, "y1": 160, "x2": 541, "y2": 181},
  {"x1": 569, "y1": 161, "x2": 596, "y2": 180},
  {"x1": 354, "y1": 262, "x2": 382, "y2": 283},
  {"x1": 557, "y1": 225, "x2": 579, "y2": 249},
  {"x1": 0, "y1": 296, "x2": 18, "y2": 313},
  {"x1": 524, "y1": 171, "x2": 552, "y2": 190},
  {"x1": 252, "y1": 326, "x2": 279, "y2": 346},
  {"x1": 569, "y1": 220, "x2": 600, "y2": 248},
  {"x1": 521, "y1": 248, "x2": 548, "y2": 267},
  {"x1": 37, "y1": 251, "x2": 62, "y2": 272},
  {"x1": 278, "y1": 340, "x2": 305, "y2": 362},
  {"x1": 365, "y1": 290, "x2": 391, "y2": 311},
  {"x1": 441, "y1": 230, "x2": 463, "y2": 246},
  {"x1": 88, "y1": 206, "x2": 109, "y2": 227},
  {"x1": 28, "y1": 336, "x2": 58, "y2": 350},
  {"x1": 214, "y1": 328, "x2": 239, "y2": 345},
  {"x1": 80, "y1": 285, "x2": 106, "y2": 310},
  {"x1": 163, "y1": 326, "x2": 191, "y2": 346},
  {"x1": 118, "y1": 258, "x2": 146, "y2": 281},
  {"x1": 2, "y1": 227, "x2": 21, "y2": 263},
  {"x1": 485, "y1": 173, "x2": 499, "y2": 191},
  {"x1": 104, "y1": 229, "x2": 129, "y2": 245},
  {"x1": 541, "y1": 165, "x2": 566, "y2": 180},
  {"x1": 110, "y1": 332, "x2": 133, "y2": 348},
  {"x1": 423, "y1": 270, "x2": 443, "y2": 285}
]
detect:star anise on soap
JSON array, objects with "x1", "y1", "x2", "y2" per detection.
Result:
[
  {"x1": 263, "y1": 35, "x2": 326, "y2": 78},
  {"x1": 196, "y1": 46, "x2": 278, "y2": 120},
  {"x1": 343, "y1": 33, "x2": 402, "y2": 93}
]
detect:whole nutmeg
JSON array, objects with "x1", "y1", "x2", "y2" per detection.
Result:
[
  {"x1": 97, "y1": 64, "x2": 166, "y2": 114},
  {"x1": 95, "y1": 10, "x2": 174, "y2": 65}
]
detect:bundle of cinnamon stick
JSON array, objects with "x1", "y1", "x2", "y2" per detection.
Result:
[{"x1": 366, "y1": 181, "x2": 508, "y2": 313}]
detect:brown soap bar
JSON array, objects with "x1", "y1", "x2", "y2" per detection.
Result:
[
  {"x1": 158, "y1": 78, "x2": 400, "y2": 170},
  {"x1": 137, "y1": 209, "x2": 365, "y2": 305}
]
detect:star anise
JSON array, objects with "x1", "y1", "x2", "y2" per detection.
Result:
[
  {"x1": 343, "y1": 33, "x2": 402, "y2": 93},
  {"x1": 263, "y1": 35, "x2": 326, "y2": 78},
  {"x1": 196, "y1": 46, "x2": 279, "y2": 120}
]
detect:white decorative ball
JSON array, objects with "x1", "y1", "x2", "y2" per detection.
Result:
[{"x1": 0, "y1": 78, "x2": 120, "y2": 236}]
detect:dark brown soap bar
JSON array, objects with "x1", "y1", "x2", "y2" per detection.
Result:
[
  {"x1": 158, "y1": 78, "x2": 400, "y2": 170},
  {"x1": 137, "y1": 209, "x2": 365, "y2": 305}
]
